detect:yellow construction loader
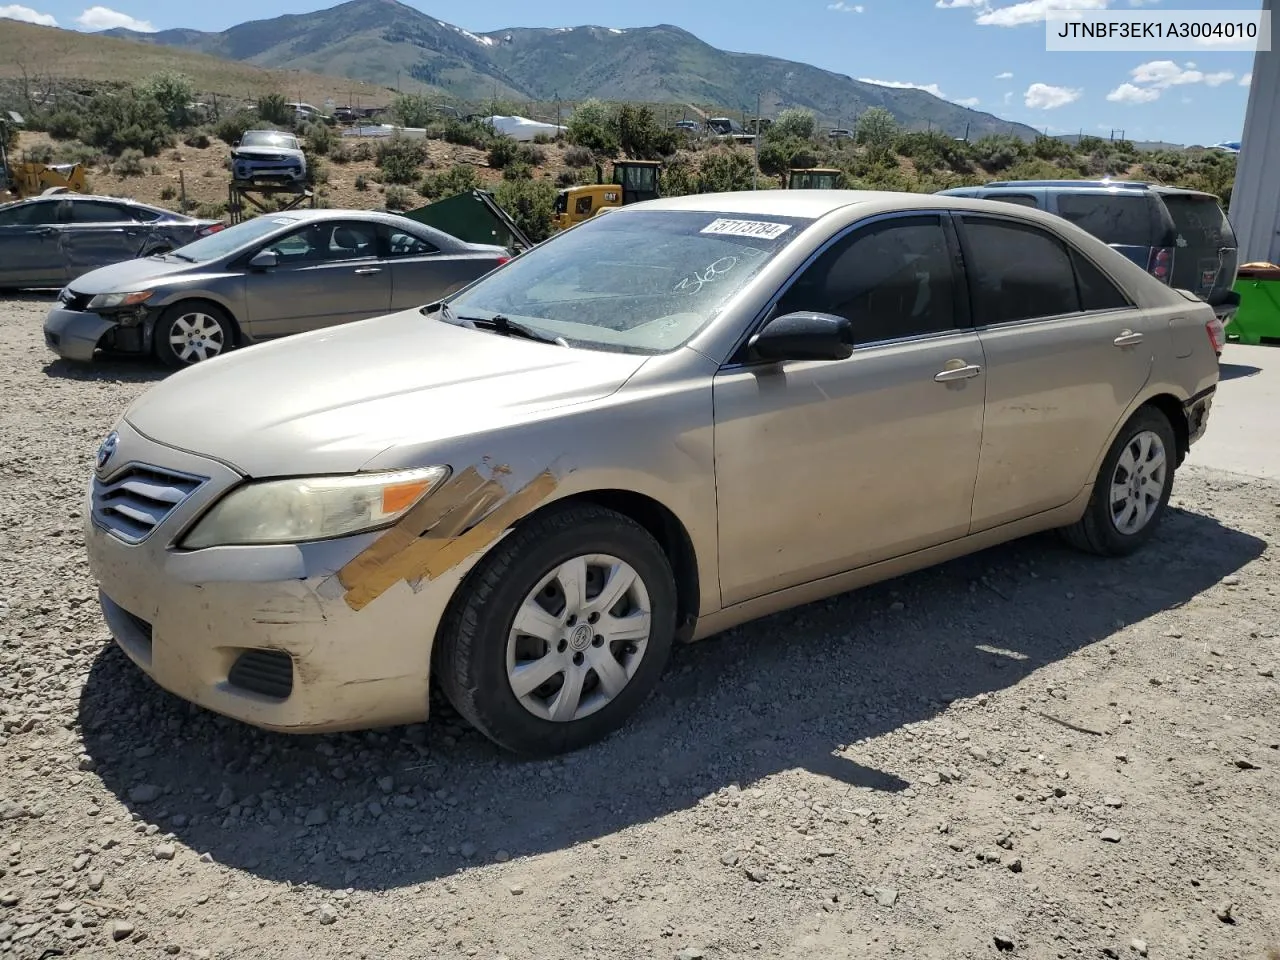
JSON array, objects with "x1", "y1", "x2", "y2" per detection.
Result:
[
  {"x1": 2, "y1": 158, "x2": 90, "y2": 200},
  {"x1": 554, "y1": 160, "x2": 662, "y2": 229}
]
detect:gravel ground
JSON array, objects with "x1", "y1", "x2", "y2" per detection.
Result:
[{"x1": 1, "y1": 294, "x2": 1278, "y2": 960}]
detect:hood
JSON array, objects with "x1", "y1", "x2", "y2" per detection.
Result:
[
  {"x1": 233, "y1": 145, "x2": 304, "y2": 159},
  {"x1": 124, "y1": 309, "x2": 648, "y2": 477},
  {"x1": 68, "y1": 257, "x2": 196, "y2": 295}
]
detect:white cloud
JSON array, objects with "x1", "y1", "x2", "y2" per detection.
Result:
[
  {"x1": 1240, "y1": 72, "x2": 1252, "y2": 87},
  {"x1": 995, "y1": 71, "x2": 1014, "y2": 79},
  {"x1": 978, "y1": 0, "x2": 1109, "y2": 27},
  {"x1": 75, "y1": 5, "x2": 156, "y2": 31},
  {"x1": 0, "y1": 3, "x2": 57, "y2": 25},
  {"x1": 828, "y1": 1, "x2": 865, "y2": 10},
  {"x1": 859, "y1": 77, "x2": 947, "y2": 98},
  {"x1": 1004, "y1": 91, "x2": 1014, "y2": 104},
  {"x1": 935, "y1": 0, "x2": 985, "y2": 6},
  {"x1": 1024, "y1": 82, "x2": 1082, "y2": 109},
  {"x1": 954, "y1": 96, "x2": 981, "y2": 106},
  {"x1": 1107, "y1": 82, "x2": 1160, "y2": 103}
]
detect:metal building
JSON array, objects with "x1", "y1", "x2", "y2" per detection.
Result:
[{"x1": 1229, "y1": 0, "x2": 1279, "y2": 264}]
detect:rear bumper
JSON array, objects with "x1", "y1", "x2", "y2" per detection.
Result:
[{"x1": 43, "y1": 306, "x2": 118, "y2": 362}]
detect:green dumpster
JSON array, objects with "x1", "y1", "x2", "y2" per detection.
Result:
[
  {"x1": 1226, "y1": 262, "x2": 1280, "y2": 345},
  {"x1": 403, "y1": 189, "x2": 533, "y2": 254}
]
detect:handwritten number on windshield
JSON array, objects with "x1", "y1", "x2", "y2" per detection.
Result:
[{"x1": 673, "y1": 256, "x2": 740, "y2": 294}]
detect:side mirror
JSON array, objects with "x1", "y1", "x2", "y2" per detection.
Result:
[
  {"x1": 249, "y1": 250, "x2": 279, "y2": 270},
  {"x1": 751, "y1": 311, "x2": 854, "y2": 362},
  {"x1": 231, "y1": 140, "x2": 239, "y2": 148}
]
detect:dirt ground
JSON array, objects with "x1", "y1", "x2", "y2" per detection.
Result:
[{"x1": 1, "y1": 294, "x2": 1278, "y2": 960}]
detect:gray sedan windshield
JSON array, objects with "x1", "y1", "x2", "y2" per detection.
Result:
[
  {"x1": 170, "y1": 216, "x2": 299, "y2": 262},
  {"x1": 446, "y1": 210, "x2": 812, "y2": 355}
]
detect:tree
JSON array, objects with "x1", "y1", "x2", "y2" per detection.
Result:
[
  {"x1": 82, "y1": 90, "x2": 172, "y2": 156},
  {"x1": 390, "y1": 94, "x2": 440, "y2": 128},
  {"x1": 494, "y1": 177, "x2": 558, "y2": 243},
  {"x1": 566, "y1": 99, "x2": 618, "y2": 155},
  {"x1": 769, "y1": 108, "x2": 816, "y2": 143},
  {"x1": 141, "y1": 72, "x2": 194, "y2": 129},
  {"x1": 615, "y1": 104, "x2": 676, "y2": 159},
  {"x1": 698, "y1": 148, "x2": 755, "y2": 193},
  {"x1": 856, "y1": 107, "x2": 899, "y2": 150},
  {"x1": 758, "y1": 137, "x2": 818, "y2": 178},
  {"x1": 257, "y1": 93, "x2": 292, "y2": 126}
]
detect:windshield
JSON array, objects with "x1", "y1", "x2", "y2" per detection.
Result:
[
  {"x1": 240, "y1": 131, "x2": 299, "y2": 149},
  {"x1": 446, "y1": 210, "x2": 812, "y2": 355},
  {"x1": 169, "y1": 215, "x2": 298, "y2": 263}
]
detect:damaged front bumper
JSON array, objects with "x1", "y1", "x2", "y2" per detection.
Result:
[
  {"x1": 85, "y1": 421, "x2": 472, "y2": 733},
  {"x1": 43, "y1": 304, "x2": 151, "y2": 361}
]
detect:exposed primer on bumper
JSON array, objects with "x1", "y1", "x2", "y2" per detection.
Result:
[{"x1": 328, "y1": 461, "x2": 559, "y2": 612}]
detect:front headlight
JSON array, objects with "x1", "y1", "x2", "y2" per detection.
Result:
[
  {"x1": 181, "y1": 466, "x2": 449, "y2": 549},
  {"x1": 88, "y1": 290, "x2": 154, "y2": 311}
]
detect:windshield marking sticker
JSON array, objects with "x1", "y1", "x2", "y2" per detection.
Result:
[{"x1": 700, "y1": 218, "x2": 791, "y2": 240}]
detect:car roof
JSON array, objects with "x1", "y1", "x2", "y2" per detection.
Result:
[
  {"x1": 1148, "y1": 185, "x2": 1222, "y2": 201},
  {"x1": 630, "y1": 190, "x2": 916, "y2": 219},
  {"x1": 980, "y1": 179, "x2": 1155, "y2": 192}
]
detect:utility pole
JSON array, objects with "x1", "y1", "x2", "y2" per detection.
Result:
[{"x1": 753, "y1": 92, "x2": 761, "y2": 190}]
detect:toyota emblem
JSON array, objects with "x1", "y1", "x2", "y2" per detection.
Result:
[{"x1": 96, "y1": 431, "x2": 119, "y2": 472}]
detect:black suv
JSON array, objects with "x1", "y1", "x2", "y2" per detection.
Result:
[{"x1": 938, "y1": 180, "x2": 1239, "y2": 324}]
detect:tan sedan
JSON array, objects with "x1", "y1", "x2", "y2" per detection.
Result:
[{"x1": 85, "y1": 191, "x2": 1220, "y2": 756}]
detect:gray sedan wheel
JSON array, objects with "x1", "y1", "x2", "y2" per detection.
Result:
[{"x1": 154, "y1": 302, "x2": 234, "y2": 368}]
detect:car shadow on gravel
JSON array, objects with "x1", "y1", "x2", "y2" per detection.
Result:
[
  {"x1": 42, "y1": 358, "x2": 169, "y2": 384},
  {"x1": 77, "y1": 505, "x2": 1266, "y2": 892}
]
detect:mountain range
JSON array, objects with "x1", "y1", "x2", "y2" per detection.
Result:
[{"x1": 104, "y1": 0, "x2": 1039, "y2": 140}]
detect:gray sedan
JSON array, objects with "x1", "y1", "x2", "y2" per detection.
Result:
[
  {"x1": 0, "y1": 194, "x2": 222, "y2": 289},
  {"x1": 43, "y1": 209, "x2": 510, "y2": 367}
]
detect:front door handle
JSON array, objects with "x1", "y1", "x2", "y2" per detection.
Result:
[
  {"x1": 1113, "y1": 330, "x2": 1145, "y2": 347},
  {"x1": 934, "y1": 363, "x2": 983, "y2": 383},
  {"x1": 353, "y1": 267, "x2": 382, "y2": 276}
]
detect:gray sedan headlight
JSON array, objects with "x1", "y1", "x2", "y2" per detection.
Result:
[
  {"x1": 182, "y1": 467, "x2": 449, "y2": 548},
  {"x1": 88, "y1": 290, "x2": 154, "y2": 311}
]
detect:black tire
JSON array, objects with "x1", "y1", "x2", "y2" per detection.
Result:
[
  {"x1": 1061, "y1": 406, "x2": 1178, "y2": 557},
  {"x1": 153, "y1": 301, "x2": 234, "y2": 368},
  {"x1": 434, "y1": 503, "x2": 677, "y2": 757}
]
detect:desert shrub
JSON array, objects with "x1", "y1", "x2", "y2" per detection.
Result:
[
  {"x1": 303, "y1": 121, "x2": 333, "y2": 156},
  {"x1": 615, "y1": 104, "x2": 676, "y2": 160},
  {"x1": 661, "y1": 155, "x2": 698, "y2": 197},
  {"x1": 140, "y1": 72, "x2": 194, "y2": 129},
  {"x1": 502, "y1": 161, "x2": 533, "y2": 181},
  {"x1": 971, "y1": 134, "x2": 1026, "y2": 172},
  {"x1": 698, "y1": 147, "x2": 756, "y2": 193},
  {"x1": 518, "y1": 143, "x2": 546, "y2": 165},
  {"x1": 160, "y1": 184, "x2": 176, "y2": 200},
  {"x1": 384, "y1": 184, "x2": 414, "y2": 211},
  {"x1": 856, "y1": 107, "x2": 899, "y2": 151},
  {"x1": 45, "y1": 109, "x2": 84, "y2": 141},
  {"x1": 195, "y1": 200, "x2": 227, "y2": 219},
  {"x1": 350, "y1": 141, "x2": 373, "y2": 162},
  {"x1": 554, "y1": 170, "x2": 577, "y2": 188},
  {"x1": 417, "y1": 163, "x2": 478, "y2": 200},
  {"x1": 54, "y1": 142, "x2": 100, "y2": 165},
  {"x1": 113, "y1": 148, "x2": 146, "y2": 176},
  {"x1": 769, "y1": 108, "x2": 816, "y2": 143},
  {"x1": 758, "y1": 137, "x2": 816, "y2": 178},
  {"x1": 329, "y1": 142, "x2": 351, "y2": 164},
  {"x1": 532, "y1": 133, "x2": 554, "y2": 145},
  {"x1": 183, "y1": 130, "x2": 211, "y2": 149},
  {"x1": 81, "y1": 90, "x2": 172, "y2": 156},
  {"x1": 376, "y1": 136, "x2": 427, "y2": 183},
  {"x1": 257, "y1": 93, "x2": 291, "y2": 126},
  {"x1": 441, "y1": 119, "x2": 493, "y2": 148},
  {"x1": 494, "y1": 177, "x2": 558, "y2": 243},
  {"x1": 390, "y1": 93, "x2": 439, "y2": 128},
  {"x1": 308, "y1": 158, "x2": 329, "y2": 184},
  {"x1": 21, "y1": 142, "x2": 54, "y2": 164},
  {"x1": 487, "y1": 135, "x2": 520, "y2": 169},
  {"x1": 1077, "y1": 135, "x2": 1107, "y2": 154},
  {"x1": 1004, "y1": 158, "x2": 1076, "y2": 181},
  {"x1": 1031, "y1": 135, "x2": 1075, "y2": 162},
  {"x1": 566, "y1": 99, "x2": 618, "y2": 154},
  {"x1": 564, "y1": 145, "x2": 594, "y2": 168},
  {"x1": 354, "y1": 174, "x2": 368, "y2": 191},
  {"x1": 214, "y1": 110, "x2": 255, "y2": 146}
]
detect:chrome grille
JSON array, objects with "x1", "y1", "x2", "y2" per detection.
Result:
[
  {"x1": 60, "y1": 288, "x2": 92, "y2": 312},
  {"x1": 92, "y1": 464, "x2": 206, "y2": 544}
]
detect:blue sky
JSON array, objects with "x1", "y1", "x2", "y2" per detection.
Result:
[{"x1": 2, "y1": 0, "x2": 1260, "y2": 145}]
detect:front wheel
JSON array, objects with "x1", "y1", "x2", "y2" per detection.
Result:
[
  {"x1": 1061, "y1": 407, "x2": 1177, "y2": 557},
  {"x1": 434, "y1": 504, "x2": 677, "y2": 757},
  {"x1": 153, "y1": 301, "x2": 234, "y2": 368}
]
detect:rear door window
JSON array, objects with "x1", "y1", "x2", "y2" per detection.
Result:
[
  {"x1": 959, "y1": 217, "x2": 1081, "y2": 323},
  {"x1": 1161, "y1": 194, "x2": 1235, "y2": 250},
  {"x1": 1054, "y1": 194, "x2": 1158, "y2": 247},
  {"x1": 68, "y1": 200, "x2": 132, "y2": 224}
]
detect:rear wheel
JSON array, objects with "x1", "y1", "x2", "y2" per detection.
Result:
[
  {"x1": 434, "y1": 504, "x2": 677, "y2": 757},
  {"x1": 1062, "y1": 407, "x2": 1177, "y2": 557},
  {"x1": 154, "y1": 301, "x2": 234, "y2": 368}
]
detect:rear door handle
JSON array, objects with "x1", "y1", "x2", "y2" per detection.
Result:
[
  {"x1": 353, "y1": 267, "x2": 382, "y2": 275},
  {"x1": 1113, "y1": 330, "x2": 1145, "y2": 347},
  {"x1": 934, "y1": 363, "x2": 983, "y2": 383}
]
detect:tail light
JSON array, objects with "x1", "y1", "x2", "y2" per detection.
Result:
[
  {"x1": 1206, "y1": 317, "x2": 1225, "y2": 355},
  {"x1": 1147, "y1": 247, "x2": 1172, "y2": 284},
  {"x1": 495, "y1": 256, "x2": 510, "y2": 266},
  {"x1": 198, "y1": 223, "x2": 226, "y2": 237}
]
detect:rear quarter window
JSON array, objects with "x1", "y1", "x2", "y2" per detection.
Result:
[
  {"x1": 1053, "y1": 193, "x2": 1166, "y2": 247},
  {"x1": 1161, "y1": 194, "x2": 1236, "y2": 249}
]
